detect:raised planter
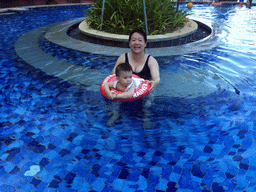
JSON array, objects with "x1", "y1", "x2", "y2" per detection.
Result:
[{"x1": 75, "y1": 19, "x2": 202, "y2": 48}]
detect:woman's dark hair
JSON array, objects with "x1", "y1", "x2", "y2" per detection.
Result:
[
  {"x1": 115, "y1": 62, "x2": 132, "y2": 77},
  {"x1": 129, "y1": 28, "x2": 147, "y2": 43}
]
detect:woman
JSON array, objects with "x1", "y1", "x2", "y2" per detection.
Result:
[{"x1": 112, "y1": 29, "x2": 160, "y2": 91}]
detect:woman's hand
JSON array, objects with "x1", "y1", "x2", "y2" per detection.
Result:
[{"x1": 148, "y1": 80, "x2": 160, "y2": 91}]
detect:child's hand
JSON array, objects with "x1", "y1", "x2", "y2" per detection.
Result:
[
  {"x1": 111, "y1": 92, "x2": 118, "y2": 99},
  {"x1": 107, "y1": 91, "x2": 117, "y2": 100}
]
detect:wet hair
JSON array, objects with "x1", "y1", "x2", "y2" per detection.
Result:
[
  {"x1": 129, "y1": 28, "x2": 147, "y2": 43},
  {"x1": 115, "y1": 62, "x2": 132, "y2": 77}
]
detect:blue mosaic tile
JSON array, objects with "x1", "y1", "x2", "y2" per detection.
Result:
[
  {"x1": 39, "y1": 157, "x2": 50, "y2": 167},
  {"x1": 91, "y1": 177, "x2": 105, "y2": 191},
  {"x1": 30, "y1": 177, "x2": 42, "y2": 188},
  {"x1": 44, "y1": 150, "x2": 58, "y2": 160},
  {"x1": 9, "y1": 165, "x2": 20, "y2": 175},
  {"x1": 7, "y1": 174, "x2": 27, "y2": 189},
  {"x1": 0, "y1": 184, "x2": 17, "y2": 192},
  {"x1": 212, "y1": 182, "x2": 226, "y2": 192},
  {"x1": 21, "y1": 183, "x2": 35, "y2": 192},
  {"x1": 178, "y1": 170, "x2": 191, "y2": 189},
  {"x1": 0, "y1": 167, "x2": 8, "y2": 179}
]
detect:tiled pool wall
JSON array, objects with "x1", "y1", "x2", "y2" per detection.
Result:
[{"x1": 38, "y1": 34, "x2": 117, "y2": 69}]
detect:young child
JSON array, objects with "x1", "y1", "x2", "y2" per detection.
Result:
[{"x1": 103, "y1": 62, "x2": 143, "y2": 100}]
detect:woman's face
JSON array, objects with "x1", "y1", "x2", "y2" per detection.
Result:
[{"x1": 129, "y1": 32, "x2": 147, "y2": 53}]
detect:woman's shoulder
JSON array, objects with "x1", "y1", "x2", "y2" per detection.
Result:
[
  {"x1": 116, "y1": 53, "x2": 126, "y2": 62},
  {"x1": 148, "y1": 54, "x2": 158, "y2": 64}
]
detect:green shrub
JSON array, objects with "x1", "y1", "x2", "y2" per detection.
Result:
[{"x1": 83, "y1": 0, "x2": 190, "y2": 35}]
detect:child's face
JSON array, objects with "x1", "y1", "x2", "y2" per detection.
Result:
[{"x1": 117, "y1": 70, "x2": 133, "y2": 87}]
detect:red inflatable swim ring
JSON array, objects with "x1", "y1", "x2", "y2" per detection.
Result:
[{"x1": 100, "y1": 74, "x2": 151, "y2": 102}]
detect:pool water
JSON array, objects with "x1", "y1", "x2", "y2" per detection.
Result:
[{"x1": 1, "y1": 3, "x2": 256, "y2": 192}]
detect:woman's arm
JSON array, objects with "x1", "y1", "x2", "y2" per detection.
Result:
[
  {"x1": 148, "y1": 56, "x2": 160, "y2": 90},
  {"x1": 111, "y1": 54, "x2": 126, "y2": 74}
]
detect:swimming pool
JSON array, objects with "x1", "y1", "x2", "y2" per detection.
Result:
[{"x1": 1, "y1": 3, "x2": 256, "y2": 192}]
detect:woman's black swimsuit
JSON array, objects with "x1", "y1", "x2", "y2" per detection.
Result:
[{"x1": 125, "y1": 53, "x2": 151, "y2": 80}]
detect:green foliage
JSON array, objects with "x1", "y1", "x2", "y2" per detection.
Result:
[{"x1": 83, "y1": 0, "x2": 190, "y2": 35}]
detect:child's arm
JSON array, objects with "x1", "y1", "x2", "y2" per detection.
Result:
[
  {"x1": 103, "y1": 82, "x2": 116, "y2": 100},
  {"x1": 115, "y1": 84, "x2": 136, "y2": 99}
]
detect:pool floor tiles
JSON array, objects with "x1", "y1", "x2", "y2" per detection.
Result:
[
  {"x1": 1, "y1": 88, "x2": 256, "y2": 192},
  {"x1": 1, "y1": 123, "x2": 256, "y2": 192}
]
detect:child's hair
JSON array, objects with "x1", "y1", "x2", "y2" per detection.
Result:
[
  {"x1": 129, "y1": 28, "x2": 147, "y2": 43},
  {"x1": 115, "y1": 62, "x2": 132, "y2": 77}
]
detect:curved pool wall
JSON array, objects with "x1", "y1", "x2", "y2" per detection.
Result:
[
  {"x1": 1, "y1": 3, "x2": 256, "y2": 192},
  {"x1": 42, "y1": 17, "x2": 216, "y2": 57},
  {"x1": 73, "y1": 19, "x2": 211, "y2": 48}
]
